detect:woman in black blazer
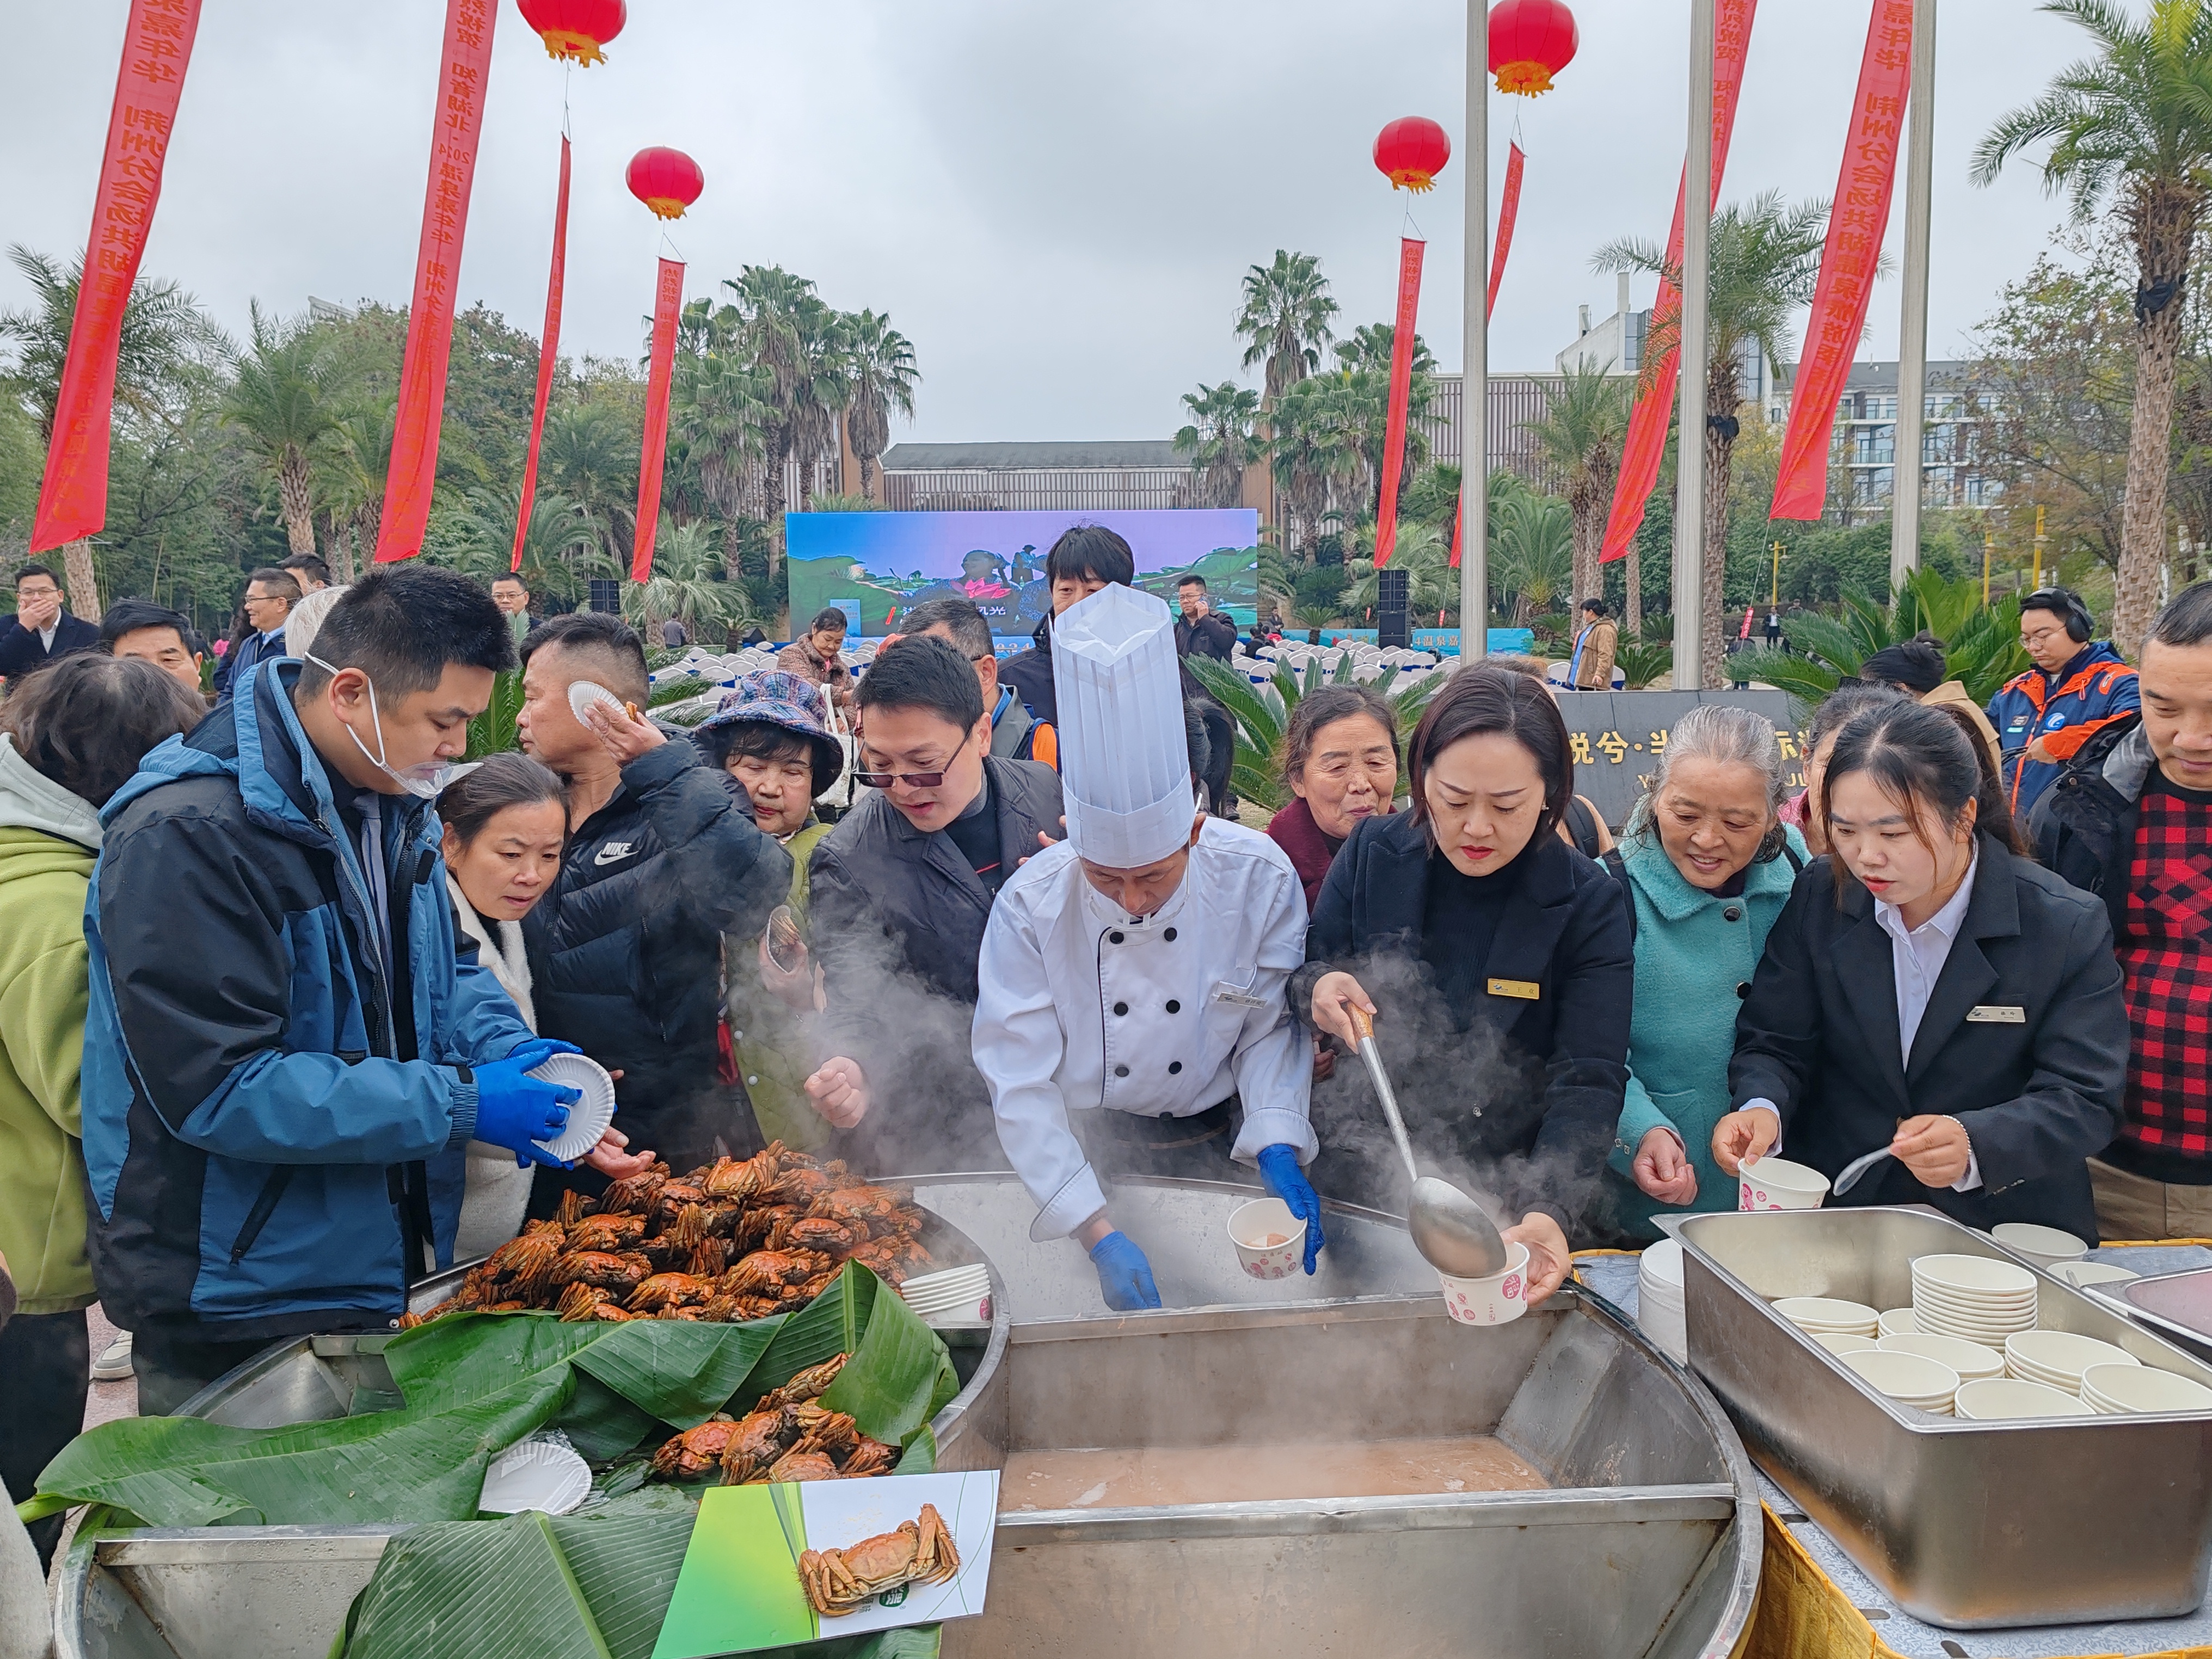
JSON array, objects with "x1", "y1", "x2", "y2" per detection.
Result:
[
  {"x1": 1297, "y1": 667, "x2": 1633, "y2": 1304},
  {"x1": 1713, "y1": 699, "x2": 2127, "y2": 1240}
]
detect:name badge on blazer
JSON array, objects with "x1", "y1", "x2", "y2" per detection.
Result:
[
  {"x1": 1488, "y1": 978, "x2": 1541, "y2": 1001},
  {"x1": 1967, "y1": 1005, "x2": 2026, "y2": 1024}
]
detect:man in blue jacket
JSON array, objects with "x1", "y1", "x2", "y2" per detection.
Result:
[
  {"x1": 1986, "y1": 587, "x2": 2139, "y2": 816},
  {"x1": 81, "y1": 567, "x2": 581, "y2": 1412}
]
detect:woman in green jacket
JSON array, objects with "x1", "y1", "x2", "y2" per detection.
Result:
[
  {"x1": 694, "y1": 672, "x2": 846, "y2": 1151},
  {"x1": 0, "y1": 655, "x2": 204, "y2": 1567},
  {"x1": 1605, "y1": 703, "x2": 1807, "y2": 1240}
]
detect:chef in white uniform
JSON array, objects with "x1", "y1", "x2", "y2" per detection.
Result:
[{"x1": 973, "y1": 584, "x2": 1321, "y2": 1310}]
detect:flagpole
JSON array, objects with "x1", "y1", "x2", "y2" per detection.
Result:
[
  {"x1": 1675, "y1": 0, "x2": 1715, "y2": 688},
  {"x1": 1462, "y1": 0, "x2": 1489, "y2": 664},
  {"x1": 1892, "y1": 0, "x2": 1937, "y2": 586}
]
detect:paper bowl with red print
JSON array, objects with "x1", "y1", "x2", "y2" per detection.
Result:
[
  {"x1": 1227, "y1": 1197, "x2": 1306, "y2": 1280},
  {"x1": 1439, "y1": 1240, "x2": 1531, "y2": 1327},
  {"x1": 1738, "y1": 1154, "x2": 1829, "y2": 1212}
]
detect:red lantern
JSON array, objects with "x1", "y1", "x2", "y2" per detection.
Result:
[
  {"x1": 1373, "y1": 117, "x2": 1452, "y2": 194},
  {"x1": 626, "y1": 147, "x2": 704, "y2": 220},
  {"x1": 516, "y1": 0, "x2": 626, "y2": 66},
  {"x1": 1488, "y1": 0, "x2": 1578, "y2": 96}
]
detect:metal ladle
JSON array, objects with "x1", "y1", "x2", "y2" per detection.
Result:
[{"x1": 1349, "y1": 1005, "x2": 1510, "y2": 1278}]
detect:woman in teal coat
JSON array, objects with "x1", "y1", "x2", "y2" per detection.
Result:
[{"x1": 1605, "y1": 703, "x2": 1808, "y2": 1239}]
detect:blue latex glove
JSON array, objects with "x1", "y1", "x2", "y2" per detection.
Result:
[
  {"x1": 500, "y1": 1037, "x2": 583, "y2": 1073},
  {"x1": 471, "y1": 1055, "x2": 581, "y2": 1169},
  {"x1": 1257, "y1": 1144, "x2": 1326, "y2": 1275},
  {"x1": 1087, "y1": 1231, "x2": 1162, "y2": 1312}
]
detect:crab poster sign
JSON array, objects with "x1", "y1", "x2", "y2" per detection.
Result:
[{"x1": 653, "y1": 1470, "x2": 1000, "y2": 1655}]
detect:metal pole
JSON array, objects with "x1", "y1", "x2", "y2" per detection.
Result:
[
  {"x1": 1461, "y1": 0, "x2": 1489, "y2": 663},
  {"x1": 1891, "y1": 0, "x2": 1938, "y2": 588},
  {"x1": 1675, "y1": 0, "x2": 1714, "y2": 689}
]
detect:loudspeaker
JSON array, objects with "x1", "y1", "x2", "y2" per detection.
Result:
[
  {"x1": 588, "y1": 579, "x2": 622, "y2": 616},
  {"x1": 1377, "y1": 567, "x2": 1411, "y2": 649}
]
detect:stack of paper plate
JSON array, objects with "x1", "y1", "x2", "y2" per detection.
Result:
[
  {"x1": 1911, "y1": 1254, "x2": 2037, "y2": 1346},
  {"x1": 1841, "y1": 1348, "x2": 1961, "y2": 1415},
  {"x1": 1773, "y1": 1296, "x2": 1881, "y2": 1340},
  {"x1": 2005, "y1": 1330, "x2": 2140, "y2": 1397},
  {"x1": 898, "y1": 1263, "x2": 991, "y2": 1328},
  {"x1": 1878, "y1": 1331, "x2": 2004, "y2": 1383},
  {"x1": 2080, "y1": 1362, "x2": 2212, "y2": 1416},
  {"x1": 1639, "y1": 1240, "x2": 1687, "y2": 1365}
]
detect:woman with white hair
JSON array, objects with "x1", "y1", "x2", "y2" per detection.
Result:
[{"x1": 1601, "y1": 703, "x2": 1807, "y2": 1238}]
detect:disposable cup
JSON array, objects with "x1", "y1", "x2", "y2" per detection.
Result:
[
  {"x1": 2080, "y1": 1363, "x2": 2212, "y2": 1416},
  {"x1": 1739, "y1": 1156, "x2": 1830, "y2": 1212},
  {"x1": 1439, "y1": 1240, "x2": 1532, "y2": 1328},
  {"x1": 1991, "y1": 1222, "x2": 2090, "y2": 1269},
  {"x1": 1955, "y1": 1377, "x2": 2094, "y2": 1420},
  {"x1": 1227, "y1": 1198, "x2": 1306, "y2": 1281}
]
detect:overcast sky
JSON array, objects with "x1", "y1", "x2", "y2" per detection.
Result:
[{"x1": 3, "y1": 0, "x2": 2099, "y2": 446}]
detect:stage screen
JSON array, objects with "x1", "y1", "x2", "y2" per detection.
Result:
[{"x1": 784, "y1": 509, "x2": 1261, "y2": 638}]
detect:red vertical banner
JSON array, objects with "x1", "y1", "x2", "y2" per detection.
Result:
[
  {"x1": 512, "y1": 134, "x2": 572, "y2": 572},
  {"x1": 376, "y1": 0, "x2": 498, "y2": 563},
  {"x1": 1771, "y1": 0, "x2": 1913, "y2": 519},
  {"x1": 1486, "y1": 142, "x2": 1526, "y2": 322},
  {"x1": 632, "y1": 259, "x2": 685, "y2": 582},
  {"x1": 29, "y1": 0, "x2": 202, "y2": 552},
  {"x1": 1599, "y1": 0, "x2": 1761, "y2": 564},
  {"x1": 1371, "y1": 238, "x2": 1428, "y2": 569}
]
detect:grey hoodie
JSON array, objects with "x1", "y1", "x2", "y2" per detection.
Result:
[{"x1": 0, "y1": 734, "x2": 102, "y2": 851}]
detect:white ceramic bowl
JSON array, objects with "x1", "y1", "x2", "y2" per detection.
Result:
[
  {"x1": 1877, "y1": 1307, "x2": 1918, "y2": 1337},
  {"x1": 1842, "y1": 1348, "x2": 1961, "y2": 1408},
  {"x1": 2005, "y1": 1330, "x2": 2140, "y2": 1389},
  {"x1": 526, "y1": 1052, "x2": 617, "y2": 1162},
  {"x1": 1439, "y1": 1240, "x2": 1531, "y2": 1328},
  {"x1": 2080, "y1": 1363, "x2": 2212, "y2": 1416},
  {"x1": 1991, "y1": 1222, "x2": 2089, "y2": 1268},
  {"x1": 1912, "y1": 1253, "x2": 2037, "y2": 1295},
  {"x1": 1878, "y1": 1332, "x2": 2005, "y2": 1381},
  {"x1": 1739, "y1": 1155, "x2": 1830, "y2": 1212},
  {"x1": 1954, "y1": 1377, "x2": 2094, "y2": 1420},
  {"x1": 1227, "y1": 1197, "x2": 1306, "y2": 1281}
]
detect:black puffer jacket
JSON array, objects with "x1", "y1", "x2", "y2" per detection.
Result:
[
  {"x1": 524, "y1": 739, "x2": 789, "y2": 1166},
  {"x1": 808, "y1": 755, "x2": 1062, "y2": 1173}
]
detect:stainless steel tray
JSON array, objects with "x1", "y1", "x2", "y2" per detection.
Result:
[
  {"x1": 2119, "y1": 1265, "x2": 2212, "y2": 1361},
  {"x1": 1679, "y1": 1206, "x2": 2212, "y2": 1630}
]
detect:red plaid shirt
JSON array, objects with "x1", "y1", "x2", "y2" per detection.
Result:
[{"x1": 2119, "y1": 772, "x2": 2212, "y2": 1160}]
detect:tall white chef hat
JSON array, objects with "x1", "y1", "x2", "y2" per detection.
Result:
[{"x1": 1050, "y1": 583, "x2": 1198, "y2": 869}]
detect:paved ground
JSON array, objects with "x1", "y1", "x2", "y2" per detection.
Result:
[{"x1": 82, "y1": 1302, "x2": 136, "y2": 1429}]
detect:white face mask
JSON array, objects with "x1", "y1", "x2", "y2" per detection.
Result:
[{"x1": 305, "y1": 653, "x2": 480, "y2": 801}]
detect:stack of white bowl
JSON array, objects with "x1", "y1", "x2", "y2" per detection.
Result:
[
  {"x1": 2005, "y1": 1330, "x2": 2140, "y2": 1397},
  {"x1": 2081, "y1": 1362, "x2": 2212, "y2": 1415},
  {"x1": 1911, "y1": 1254, "x2": 2038, "y2": 1346},
  {"x1": 1990, "y1": 1222, "x2": 2089, "y2": 1273},
  {"x1": 896, "y1": 1263, "x2": 991, "y2": 1328},
  {"x1": 1773, "y1": 1296, "x2": 1881, "y2": 1341},
  {"x1": 1842, "y1": 1348, "x2": 1962, "y2": 1415},
  {"x1": 1638, "y1": 1240, "x2": 1688, "y2": 1365},
  {"x1": 1878, "y1": 1331, "x2": 2005, "y2": 1383},
  {"x1": 1955, "y1": 1378, "x2": 2094, "y2": 1420},
  {"x1": 1877, "y1": 1307, "x2": 1918, "y2": 1338}
]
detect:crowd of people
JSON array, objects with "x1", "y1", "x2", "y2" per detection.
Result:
[{"x1": 0, "y1": 539, "x2": 2204, "y2": 1594}]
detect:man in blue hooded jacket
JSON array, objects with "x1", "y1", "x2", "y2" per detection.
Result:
[
  {"x1": 81, "y1": 567, "x2": 580, "y2": 1412},
  {"x1": 1986, "y1": 587, "x2": 2140, "y2": 816}
]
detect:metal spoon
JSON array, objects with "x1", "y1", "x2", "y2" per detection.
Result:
[{"x1": 1349, "y1": 1005, "x2": 1510, "y2": 1277}]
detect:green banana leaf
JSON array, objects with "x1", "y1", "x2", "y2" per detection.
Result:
[
  {"x1": 31, "y1": 1264, "x2": 952, "y2": 1531},
  {"x1": 333, "y1": 1508, "x2": 941, "y2": 1659}
]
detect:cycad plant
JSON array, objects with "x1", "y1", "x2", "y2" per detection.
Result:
[
  {"x1": 1728, "y1": 569, "x2": 2032, "y2": 712},
  {"x1": 1184, "y1": 652, "x2": 1443, "y2": 813}
]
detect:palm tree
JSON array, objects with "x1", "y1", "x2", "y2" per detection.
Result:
[
  {"x1": 623, "y1": 520, "x2": 755, "y2": 641},
  {"x1": 1236, "y1": 250, "x2": 1339, "y2": 406},
  {"x1": 842, "y1": 309, "x2": 918, "y2": 501},
  {"x1": 1486, "y1": 484, "x2": 1575, "y2": 624},
  {"x1": 1974, "y1": 0, "x2": 2212, "y2": 651},
  {"x1": 1173, "y1": 382, "x2": 1264, "y2": 508},
  {"x1": 453, "y1": 482, "x2": 599, "y2": 606},
  {"x1": 1598, "y1": 191, "x2": 1826, "y2": 684},
  {"x1": 1332, "y1": 322, "x2": 1438, "y2": 378},
  {"x1": 542, "y1": 401, "x2": 636, "y2": 570},
  {"x1": 0, "y1": 243, "x2": 222, "y2": 611},
  {"x1": 1339, "y1": 521, "x2": 1460, "y2": 621},
  {"x1": 674, "y1": 348, "x2": 771, "y2": 573},
  {"x1": 222, "y1": 302, "x2": 348, "y2": 559},
  {"x1": 721, "y1": 266, "x2": 856, "y2": 571},
  {"x1": 1523, "y1": 361, "x2": 1635, "y2": 622}
]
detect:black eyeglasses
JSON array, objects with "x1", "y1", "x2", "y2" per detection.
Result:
[{"x1": 853, "y1": 730, "x2": 973, "y2": 791}]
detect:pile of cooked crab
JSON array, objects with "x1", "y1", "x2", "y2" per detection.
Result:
[
  {"x1": 401, "y1": 1141, "x2": 932, "y2": 1328},
  {"x1": 647, "y1": 1353, "x2": 902, "y2": 1486}
]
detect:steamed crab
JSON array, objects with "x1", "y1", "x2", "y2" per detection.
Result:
[
  {"x1": 798, "y1": 1504, "x2": 960, "y2": 1617},
  {"x1": 651, "y1": 1416, "x2": 742, "y2": 1480}
]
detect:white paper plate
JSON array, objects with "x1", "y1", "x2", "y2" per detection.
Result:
[
  {"x1": 2081, "y1": 1363, "x2": 2212, "y2": 1415},
  {"x1": 2005, "y1": 1330, "x2": 2140, "y2": 1385},
  {"x1": 527, "y1": 1052, "x2": 617, "y2": 1162},
  {"x1": 480, "y1": 1437, "x2": 591, "y2": 1515},
  {"x1": 567, "y1": 679, "x2": 626, "y2": 724},
  {"x1": 1954, "y1": 1378, "x2": 2094, "y2": 1420},
  {"x1": 1878, "y1": 1333, "x2": 2005, "y2": 1381}
]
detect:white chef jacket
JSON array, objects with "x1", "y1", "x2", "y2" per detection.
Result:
[{"x1": 974, "y1": 816, "x2": 1317, "y2": 1240}]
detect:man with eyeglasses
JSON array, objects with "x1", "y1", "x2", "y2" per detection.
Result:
[
  {"x1": 802, "y1": 635, "x2": 1062, "y2": 1170},
  {"x1": 1987, "y1": 587, "x2": 2138, "y2": 815}
]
